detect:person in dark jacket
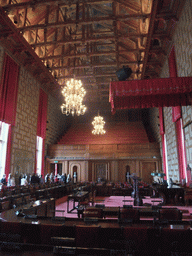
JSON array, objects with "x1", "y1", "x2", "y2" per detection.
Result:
[
  {"x1": 0, "y1": 174, "x2": 7, "y2": 186},
  {"x1": 31, "y1": 173, "x2": 40, "y2": 184}
]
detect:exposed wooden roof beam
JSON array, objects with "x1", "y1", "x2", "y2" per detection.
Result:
[
  {"x1": 3, "y1": 0, "x2": 114, "y2": 11},
  {"x1": 141, "y1": 0, "x2": 159, "y2": 79},
  {"x1": 40, "y1": 49, "x2": 147, "y2": 61},
  {"x1": 30, "y1": 33, "x2": 148, "y2": 47},
  {"x1": 18, "y1": 13, "x2": 150, "y2": 32},
  {"x1": 50, "y1": 60, "x2": 143, "y2": 70},
  {"x1": 58, "y1": 71, "x2": 140, "y2": 80},
  {"x1": 115, "y1": 0, "x2": 141, "y2": 13}
]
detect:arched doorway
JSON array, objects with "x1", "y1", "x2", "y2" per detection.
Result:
[
  {"x1": 73, "y1": 165, "x2": 77, "y2": 183},
  {"x1": 125, "y1": 165, "x2": 131, "y2": 182}
]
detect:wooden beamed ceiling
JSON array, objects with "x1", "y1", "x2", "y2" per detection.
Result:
[{"x1": 0, "y1": 0, "x2": 186, "y2": 114}]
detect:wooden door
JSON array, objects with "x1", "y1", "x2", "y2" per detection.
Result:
[
  {"x1": 141, "y1": 161, "x2": 156, "y2": 184},
  {"x1": 95, "y1": 163, "x2": 107, "y2": 182}
]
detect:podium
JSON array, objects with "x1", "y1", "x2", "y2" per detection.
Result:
[{"x1": 131, "y1": 174, "x2": 143, "y2": 206}]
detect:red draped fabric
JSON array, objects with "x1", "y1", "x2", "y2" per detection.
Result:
[
  {"x1": 0, "y1": 54, "x2": 19, "y2": 177},
  {"x1": 159, "y1": 107, "x2": 167, "y2": 179},
  {"x1": 172, "y1": 106, "x2": 182, "y2": 122},
  {"x1": 159, "y1": 107, "x2": 165, "y2": 135},
  {"x1": 169, "y1": 46, "x2": 187, "y2": 182},
  {"x1": 169, "y1": 46, "x2": 178, "y2": 78},
  {"x1": 36, "y1": 89, "x2": 48, "y2": 176},
  {"x1": 37, "y1": 89, "x2": 48, "y2": 139},
  {"x1": 0, "y1": 54, "x2": 19, "y2": 125},
  {"x1": 175, "y1": 119, "x2": 186, "y2": 180},
  {"x1": 109, "y1": 77, "x2": 192, "y2": 113}
]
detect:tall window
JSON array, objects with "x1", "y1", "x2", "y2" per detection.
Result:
[
  {"x1": 36, "y1": 89, "x2": 48, "y2": 177},
  {"x1": 164, "y1": 134, "x2": 169, "y2": 183},
  {"x1": 0, "y1": 121, "x2": 9, "y2": 178},
  {"x1": 36, "y1": 136, "x2": 43, "y2": 176}
]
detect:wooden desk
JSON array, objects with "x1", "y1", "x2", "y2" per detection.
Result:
[
  {"x1": 22, "y1": 198, "x2": 55, "y2": 217},
  {"x1": 0, "y1": 204, "x2": 192, "y2": 253},
  {"x1": 67, "y1": 191, "x2": 89, "y2": 213},
  {"x1": 103, "y1": 207, "x2": 120, "y2": 218},
  {"x1": 153, "y1": 184, "x2": 185, "y2": 205},
  {"x1": 122, "y1": 199, "x2": 134, "y2": 206}
]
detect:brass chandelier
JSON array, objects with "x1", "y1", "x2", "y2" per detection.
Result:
[
  {"x1": 61, "y1": 78, "x2": 86, "y2": 116},
  {"x1": 92, "y1": 114, "x2": 106, "y2": 135},
  {"x1": 61, "y1": 20, "x2": 86, "y2": 116}
]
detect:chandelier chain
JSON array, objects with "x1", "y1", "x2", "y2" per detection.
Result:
[{"x1": 61, "y1": 15, "x2": 86, "y2": 116}]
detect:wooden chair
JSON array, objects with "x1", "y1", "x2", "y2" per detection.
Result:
[
  {"x1": 123, "y1": 226, "x2": 148, "y2": 255},
  {"x1": 14, "y1": 197, "x2": 23, "y2": 207},
  {"x1": 159, "y1": 208, "x2": 182, "y2": 221},
  {"x1": 0, "y1": 201, "x2": 10, "y2": 212},
  {"x1": 89, "y1": 190, "x2": 96, "y2": 206},
  {"x1": 119, "y1": 208, "x2": 140, "y2": 223},
  {"x1": 184, "y1": 188, "x2": 192, "y2": 205},
  {"x1": 23, "y1": 194, "x2": 32, "y2": 204},
  {"x1": 83, "y1": 207, "x2": 103, "y2": 218},
  {"x1": 79, "y1": 192, "x2": 92, "y2": 208},
  {"x1": 75, "y1": 225, "x2": 101, "y2": 248}
]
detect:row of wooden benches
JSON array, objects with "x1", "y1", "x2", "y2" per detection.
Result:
[{"x1": 0, "y1": 183, "x2": 76, "y2": 212}]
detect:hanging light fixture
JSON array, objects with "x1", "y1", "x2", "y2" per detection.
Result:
[
  {"x1": 61, "y1": 20, "x2": 86, "y2": 116},
  {"x1": 61, "y1": 78, "x2": 86, "y2": 116},
  {"x1": 92, "y1": 113, "x2": 106, "y2": 135}
]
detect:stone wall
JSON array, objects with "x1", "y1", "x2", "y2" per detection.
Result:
[
  {"x1": 46, "y1": 94, "x2": 68, "y2": 148},
  {"x1": 174, "y1": 0, "x2": 192, "y2": 172},
  {"x1": 173, "y1": 0, "x2": 192, "y2": 78},
  {"x1": 148, "y1": 108, "x2": 161, "y2": 143},
  {"x1": 0, "y1": 46, "x2": 68, "y2": 176},
  {"x1": 11, "y1": 66, "x2": 39, "y2": 175},
  {"x1": 158, "y1": 0, "x2": 192, "y2": 182},
  {"x1": 182, "y1": 106, "x2": 192, "y2": 168}
]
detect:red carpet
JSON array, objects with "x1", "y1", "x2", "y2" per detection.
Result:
[{"x1": 55, "y1": 196, "x2": 192, "y2": 221}]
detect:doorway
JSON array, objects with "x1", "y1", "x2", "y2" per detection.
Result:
[
  {"x1": 73, "y1": 165, "x2": 78, "y2": 183},
  {"x1": 50, "y1": 163, "x2": 62, "y2": 176},
  {"x1": 95, "y1": 163, "x2": 107, "y2": 182}
]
